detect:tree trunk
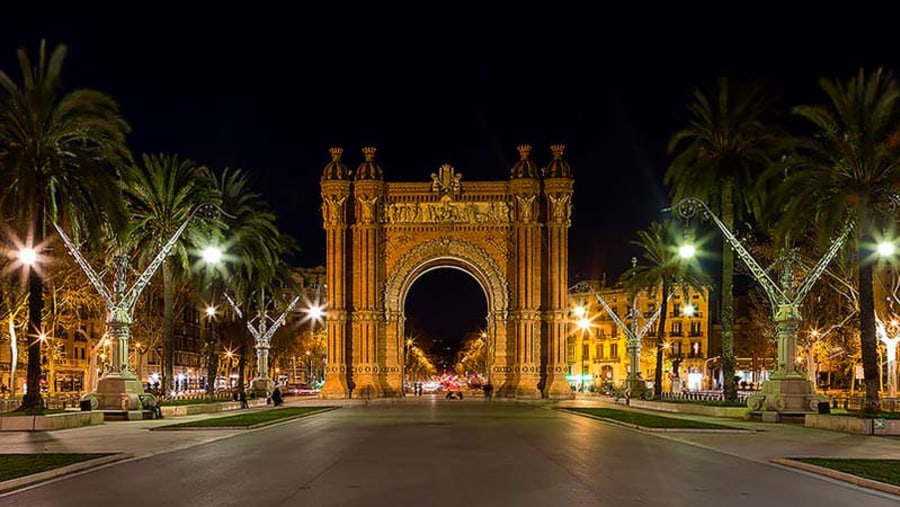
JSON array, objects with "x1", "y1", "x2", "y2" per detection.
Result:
[
  {"x1": 721, "y1": 179, "x2": 737, "y2": 402},
  {"x1": 654, "y1": 281, "x2": 670, "y2": 398},
  {"x1": 205, "y1": 318, "x2": 219, "y2": 396},
  {"x1": 163, "y1": 260, "x2": 175, "y2": 394},
  {"x1": 20, "y1": 268, "x2": 44, "y2": 412},
  {"x1": 858, "y1": 246, "x2": 882, "y2": 413}
]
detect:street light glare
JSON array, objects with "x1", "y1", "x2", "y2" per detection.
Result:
[
  {"x1": 577, "y1": 317, "x2": 591, "y2": 330},
  {"x1": 202, "y1": 246, "x2": 223, "y2": 264},
  {"x1": 682, "y1": 304, "x2": 695, "y2": 317},
  {"x1": 206, "y1": 306, "x2": 216, "y2": 317},
  {"x1": 18, "y1": 247, "x2": 37, "y2": 265},
  {"x1": 678, "y1": 244, "x2": 696, "y2": 259},
  {"x1": 308, "y1": 304, "x2": 324, "y2": 320},
  {"x1": 573, "y1": 305, "x2": 586, "y2": 318},
  {"x1": 877, "y1": 241, "x2": 895, "y2": 257}
]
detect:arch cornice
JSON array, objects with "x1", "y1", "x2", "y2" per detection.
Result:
[{"x1": 384, "y1": 237, "x2": 509, "y2": 319}]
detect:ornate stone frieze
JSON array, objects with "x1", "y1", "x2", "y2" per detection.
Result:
[{"x1": 384, "y1": 196, "x2": 511, "y2": 224}]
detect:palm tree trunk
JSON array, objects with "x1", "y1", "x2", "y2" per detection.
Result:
[
  {"x1": 858, "y1": 243, "x2": 882, "y2": 413},
  {"x1": 20, "y1": 267, "x2": 44, "y2": 412},
  {"x1": 721, "y1": 179, "x2": 737, "y2": 402},
  {"x1": 205, "y1": 319, "x2": 219, "y2": 396},
  {"x1": 163, "y1": 260, "x2": 175, "y2": 394},
  {"x1": 654, "y1": 282, "x2": 670, "y2": 398}
]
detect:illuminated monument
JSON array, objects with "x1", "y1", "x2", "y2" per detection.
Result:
[{"x1": 319, "y1": 145, "x2": 575, "y2": 399}]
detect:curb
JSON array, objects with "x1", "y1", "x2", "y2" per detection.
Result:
[
  {"x1": 557, "y1": 408, "x2": 754, "y2": 433},
  {"x1": 150, "y1": 406, "x2": 339, "y2": 431},
  {"x1": 0, "y1": 453, "x2": 133, "y2": 494},
  {"x1": 771, "y1": 458, "x2": 900, "y2": 497}
]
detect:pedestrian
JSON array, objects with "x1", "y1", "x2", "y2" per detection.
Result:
[
  {"x1": 483, "y1": 382, "x2": 493, "y2": 400},
  {"x1": 239, "y1": 390, "x2": 249, "y2": 409},
  {"x1": 272, "y1": 384, "x2": 284, "y2": 406}
]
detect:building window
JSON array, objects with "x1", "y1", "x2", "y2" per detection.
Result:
[
  {"x1": 610, "y1": 343, "x2": 618, "y2": 359},
  {"x1": 690, "y1": 321, "x2": 702, "y2": 337},
  {"x1": 595, "y1": 344, "x2": 603, "y2": 359},
  {"x1": 582, "y1": 343, "x2": 590, "y2": 360},
  {"x1": 691, "y1": 342, "x2": 702, "y2": 357},
  {"x1": 671, "y1": 321, "x2": 683, "y2": 336}
]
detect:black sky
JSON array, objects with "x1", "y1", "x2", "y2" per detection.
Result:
[{"x1": 4, "y1": 4, "x2": 898, "y2": 358}]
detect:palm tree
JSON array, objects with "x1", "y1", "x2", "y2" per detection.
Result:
[
  {"x1": 623, "y1": 221, "x2": 709, "y2": 398},
  {"x1": 0, "y1": 40, "x2": 131, "y2": 412},
  {"x1": 665, "y1": 77, "x2": 788, "y2": 402},
  {"x1": 777, "y1": 68, "x2": 900, "y2": 413},
  {"x1": 212, "y1": 168, "x2": 295, "y2": 393},
  {"x1": 121, "y1": 153, "x2": 218, "y2": 394}
]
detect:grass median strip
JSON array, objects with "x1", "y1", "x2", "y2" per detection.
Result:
[
  {"x1": 157, "y1": 406, "x2": 336, "y2": 429},
  {"x1": 791, "y1": 458, "x2": 900, "y2": 487},
  {"x1": 0, "y1": 454, "x2": 114, "y2": 481},
  {"x1": 560, "y1": 407, "x2": 739, "y2": 430}
]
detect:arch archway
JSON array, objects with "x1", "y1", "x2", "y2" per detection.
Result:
[{"x1": 318, "y1": 144, "x2": 575, "y2": 400}]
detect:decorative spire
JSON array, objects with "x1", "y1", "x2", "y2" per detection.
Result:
[
  {"x1": 355, "y1": 146, "x2": 383, "y2": 180},
  {"x1": 510, "y1": 144, "x2": 538, "y2": 179},
  {"x1": 321, "y1": 147, "x2": 351, "y2": 181},
  {"x1": 544, "y1": 143, "x2": 573, "y2": 178}
]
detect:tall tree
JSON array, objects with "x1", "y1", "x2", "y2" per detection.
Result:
[
  {"x1": 0, "y1": 40, "x2": 130, "y2": 411},
  {"x1": 212, "y1": 168, "x2": 295, "y2": 393},
  {"x1": 777, "y1": 68, "x2": 900, "y2": 413},
  {"x1": 623, "y1": 220, "x2": 709, "y2": 398},
  {"x1": 121, "y1": 153, "x2": 218, "y2": 395},
  {"x1": 665, "y1": 77, "x2": 787, "y2": 402}
]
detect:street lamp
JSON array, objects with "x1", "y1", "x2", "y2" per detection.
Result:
[
  {"x1": 585, "y1": 275, "x2": 668, "y2": 401},
  {"x1": 223, "y1": 288, "x2": 301, "y2": 398},
  {"x1": 671, "y1": 197, "x2": 852, "y2": 415},
  {"x1": 52, "y1": 203, "x2": 219, "y2": 412}
]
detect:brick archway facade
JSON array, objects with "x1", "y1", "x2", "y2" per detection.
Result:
[{"x1": 319, "y1": 144, "x2": 574, "y2": 400}]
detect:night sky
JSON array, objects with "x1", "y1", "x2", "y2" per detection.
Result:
[{"x1": 4, "y1": 5, "x2": 897, "y2": 360}]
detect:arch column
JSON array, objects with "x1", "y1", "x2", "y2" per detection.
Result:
[
  {"x1": 320, "y1": 178, "x2": 351, "y2": 399},
  {"x1": 542, "y1": 174, "x2": 574, "y2": 399}
]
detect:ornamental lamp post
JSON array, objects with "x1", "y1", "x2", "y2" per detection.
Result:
[
  {"x1": 582, "y1": 272, "x2": 669, "y2": 401},
  {"x1": 223, "y1": 289, "x2": 301, "y2": 399},
  {"x1": 670, "y1": 197, "x2": 851, "y2": 417},
  {"x1": 53, "y1": 203, "x2": 220, "y2": 414}
]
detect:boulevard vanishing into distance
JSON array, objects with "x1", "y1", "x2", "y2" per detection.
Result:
[{"x1": 5, "y1": 8, "x2": 900, "y2": 506}]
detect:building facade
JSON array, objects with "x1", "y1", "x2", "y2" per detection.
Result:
[{"x1": 567, "y1": 280, "x2": 711, "y2": 392}]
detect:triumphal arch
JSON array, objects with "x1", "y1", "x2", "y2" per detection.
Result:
[{"x1": 318, "y1": 144, "x2": 575, "y2": 400}]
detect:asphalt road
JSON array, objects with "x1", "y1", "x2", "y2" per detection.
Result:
[{"x1": 1, "y1": 400, "x2": 897, "y2": 506}]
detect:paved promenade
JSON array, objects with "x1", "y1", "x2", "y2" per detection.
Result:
[{"x1": 0, "y1": 395, "x2": 898, "y2": 506}]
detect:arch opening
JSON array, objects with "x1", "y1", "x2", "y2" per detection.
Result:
[{"x1": 403, "y1": 266, "x2": 488, "y2": 384}]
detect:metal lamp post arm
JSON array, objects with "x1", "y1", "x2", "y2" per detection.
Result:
[
  {"x1": 792, "y1": 221, "x2": 853, "y2": 305},
  {"x1": 593, "y1": 292, "x2": 636, "y2": 341},
  {"x1": 260, "y1": 295, "x2": 301, "y2": 343},
  {"x1": 51, "y1": 222, "x2": 115, "y2": 310},
  {"x1": 122, "y1": 204, "x2": 210, "y2": 311},
  {"x1": 223, "y1": 292, "x2": 244, "y2": 319},
  {"x1": 674, "y1": 197, "x2": 788, "y2": 305},
  {"x1": 637, "y1": 301, "x2": 667, "y2": 339}
]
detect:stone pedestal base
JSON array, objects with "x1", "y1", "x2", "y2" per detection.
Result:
[
  {"x1": 352, "y1": 374, "x2": 383, "y2": 399},
  {"x1": 543, "y1": 376, "x2": 574, "y2": 400},
  {"x1": 82, "y1": 373, "x2": 156, "y2": 412},
  {"x1": 747, "y1": 375, "x2": 826, "y2": 414},
  {"x1": 320, "y1": 380, "x2": 350, "y2": 399},
  {"x1": 249, "y1": 376, "x2": 274, "y2": 399}
]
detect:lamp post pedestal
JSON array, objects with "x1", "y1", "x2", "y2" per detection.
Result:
[
  {"x1": 82, "y1": 308, "x2": 157, "y2": 418},
  {"x1": 747, "y1": 306, "x2": 827, "y2": 419}
]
